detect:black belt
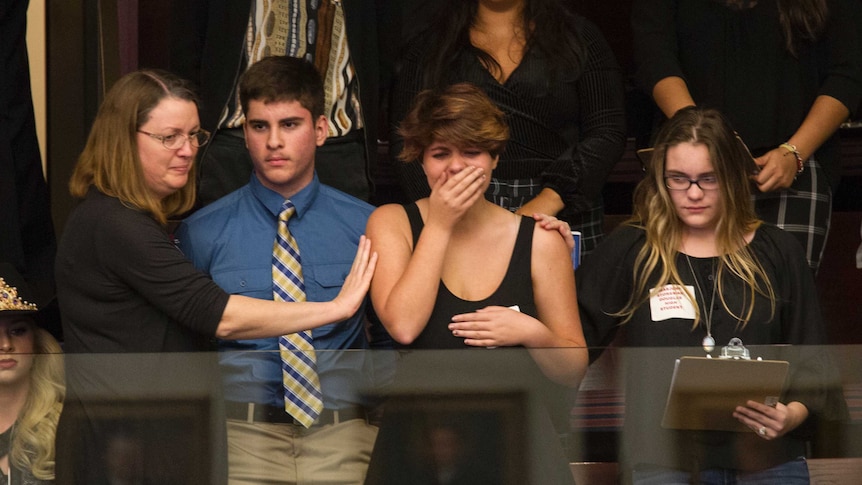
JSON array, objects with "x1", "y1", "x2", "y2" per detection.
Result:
[{"x1": 224, "y1": 401, "x2": 366, "y2": 427}]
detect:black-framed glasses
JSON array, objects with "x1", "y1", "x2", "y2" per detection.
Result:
[
  {"x1": 138, "y1": 129, "x2": 211, "y2": 150},
  {"x1": 664, "y1": 175, "x2": 719, "y2": 191}
]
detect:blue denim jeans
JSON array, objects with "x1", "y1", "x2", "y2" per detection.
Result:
[{"x1": 632, "y1": 458, "x2": 809, "y2": 485}]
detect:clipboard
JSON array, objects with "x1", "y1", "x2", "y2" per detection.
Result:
[{"x1": 661, "y1": 356, "x2": 789, "y2": 432}]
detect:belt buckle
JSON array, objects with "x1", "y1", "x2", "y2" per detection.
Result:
[{"x1": 306, "y1": 409, "x2": 336, "y2": 427}]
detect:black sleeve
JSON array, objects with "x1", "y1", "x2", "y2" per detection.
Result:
[
  {"x1": 819, "y1": 0, "x2": 862, "y2": 118},
  {"x1": 631, "y1": 0, "x2": 684, "y2": 96},
  {"x1": 388, "y1": 40, "x2": 432, "y2": 203},
  {"x1": 541, "y1": 18, "x2": 627, "y2": 213},
  {"x1": 100, "y1": 210, "x2": 228, "y2": 338},
  {"x1": 770, "y1": 227, "x2": 839, "y2": 423},
  {"x1": 576, "y1": 225, "x2": 643, "y2": 362}
]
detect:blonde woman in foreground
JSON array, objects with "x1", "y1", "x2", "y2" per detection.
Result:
[{"x1": 0, "y1": 264, "x2": 64, "y2": 485}]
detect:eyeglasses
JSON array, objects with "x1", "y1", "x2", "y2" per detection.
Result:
[
  {"x1": 664, "y1": 175, "x2": 719, "y2": 191},
  {"x1": 138, "y1": 129, "x2": 211, "y2": 150}
]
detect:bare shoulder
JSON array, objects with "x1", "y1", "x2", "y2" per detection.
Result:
[
  {"x1": 530, "y1": 218, "x2": 569, "y2": 255},
  {"x1": 367, "y1": 203, "x2": 408, "y2": 228},
  {"x1": 367, "y1": 204, "x2": 413, "y2": 244}
]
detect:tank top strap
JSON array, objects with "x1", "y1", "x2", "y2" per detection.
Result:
[
  {"x1": 511, "y1": 215, "x2": 536, "y2": 266},
  {"x1": 403, "y1": 203, "x2": 423, "y2": 246}
]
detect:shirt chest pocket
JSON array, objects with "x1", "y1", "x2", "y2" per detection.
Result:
[
  {"x1": 303, "y1": 263, "x2": 350, "y2": 301},
  {"x1": 215, "y1": 268, "x2": 274, "y2": 299}
]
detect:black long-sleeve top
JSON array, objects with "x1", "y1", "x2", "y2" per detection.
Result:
[
  {"x1": 389, "y1": 14, "x2": 626, "y2": 221},
  {"x1": 632, "y1": 0, "x2": 862, "y2": 182},
  {"x1": 576, "y1": 224, "x2": 843, "y2": 475},
  {"x1": 56, "y1": 189, "x2": 227, "y2": 353}
]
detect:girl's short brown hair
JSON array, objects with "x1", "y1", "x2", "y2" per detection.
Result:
[{"x1": 398, "y1": 83, "x2": 509, "y2": 162}]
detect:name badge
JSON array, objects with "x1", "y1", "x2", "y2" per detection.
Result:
[{"x1": 649, "y1": 284, "x2": 696, "y2": 321}]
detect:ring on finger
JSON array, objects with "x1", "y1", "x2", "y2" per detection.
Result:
[{"x1": 758, "y1": 426, "x2": 767, "y2": 436}]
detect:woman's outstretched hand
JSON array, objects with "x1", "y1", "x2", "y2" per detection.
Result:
[{"x1": 332, "y1": 235, "x2": 378, "y2": 318}]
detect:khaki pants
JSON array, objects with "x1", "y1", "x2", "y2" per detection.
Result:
[{"x1": 226, "y1": 418, "x2": 378, "y2": 485}]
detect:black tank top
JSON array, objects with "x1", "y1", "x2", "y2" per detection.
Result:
[{"x1": 403, "y1": 203, "x2": 538, "y2": 349}]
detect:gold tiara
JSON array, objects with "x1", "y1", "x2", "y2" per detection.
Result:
[{"x1": 0, "y1": 277, "x2": 39, "y2": 312}]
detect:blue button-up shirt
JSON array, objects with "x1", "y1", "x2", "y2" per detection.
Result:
[{"x1": 177, "y1": 173, "x2": 380, "y2": 409}]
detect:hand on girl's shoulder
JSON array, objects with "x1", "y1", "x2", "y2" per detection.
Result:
[{"x1": 531, "y1": 219, "x2": 571, "y2": 258}]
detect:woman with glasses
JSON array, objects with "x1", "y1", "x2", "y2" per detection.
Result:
[
  {"x1": 55, "y1": 68, "x2": 376, "y2": 354},
  {"x1": 54, "y1": 69, "x2": 377, "y2": 484},
  {"x1": 576, "y1": 107, "x2": 840, "y2": 483}
]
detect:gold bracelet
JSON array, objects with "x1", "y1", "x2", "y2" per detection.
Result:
[{"x1": 779, "y1": 143, "x2": 804, "y2": 174}]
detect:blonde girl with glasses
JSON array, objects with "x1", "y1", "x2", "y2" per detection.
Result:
[{"x1": 577, "y1": 107, "x2": 843, "y2": 484}]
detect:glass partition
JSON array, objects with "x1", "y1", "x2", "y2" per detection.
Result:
[{"x1": 46, "y1": 345, "x2": 862, "y2": 484}]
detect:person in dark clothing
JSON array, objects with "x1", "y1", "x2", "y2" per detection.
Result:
[
  {"x1": 0, "y1": 0, "x2": 59, "y2": 338},
  {"x1": 364, "y1": 83, "x2": 585, "y2": 485},
  {"x1": 389, "y1": 0, "x2": 626, "y2": 256},
  {"x1": 632, "y1": 0, "x2": 862, "y2": 272},
  {"x1": 53, "y1": 68, "x2": 376, "y2": 485},
  {"x1": 577, "y1": 107, "x2": 843, "y2": 483},
  {"x1": 170, "y1": 0, "x2": 379, "y2": 205},
  {"x1": 55, "y1": 69, "x2": 376, "y2": 355}
]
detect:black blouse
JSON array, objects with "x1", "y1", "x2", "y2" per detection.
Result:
[
  {"x1": 632, "y1": 0, "x2": 862, "y2": 177},
  {"x1": 390, "y1": 14, "x2": 626, "y2": 218}
]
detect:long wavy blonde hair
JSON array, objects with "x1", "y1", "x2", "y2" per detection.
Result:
[
  {"x1": 616, "y1": 107, "x2": 775, "y2": 328},
  {"x1": 69, "y1": 69, "x2": 199, "y2": 225},
  {"x1": 10, "y1": 325, "x2": 64, "y2": 480}
]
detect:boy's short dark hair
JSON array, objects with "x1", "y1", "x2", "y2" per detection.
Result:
[{"x1": 239, "y1": 56, "x2": 325, "y2": 119}]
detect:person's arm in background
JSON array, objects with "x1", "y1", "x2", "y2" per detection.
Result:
[
  {"x1": 753, "y1": 0, "x2": 862, "y2": 192},
  {"x1": 632, "y1": 0, "x2": 693, "y2": 118},
  {"x1": 519, "y1": 18, "x2": 626, "y2": 219},
  {"x1": 651, "y1": 76, "x2": 695, "y2": 118},
  {"x1": 753, "y1": 96, "x2": 850, "y2": 191}
]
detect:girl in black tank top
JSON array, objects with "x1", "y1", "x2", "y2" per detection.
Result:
[
  {"x1": 402, "y1": 202, "x2": 538, "y2": 348},
  {"x1": 366, "y1": 83, "x2": 587, "y2": 385},
  {"x1": 364, "y1": 83, "x2": 588, "y2": 485}
]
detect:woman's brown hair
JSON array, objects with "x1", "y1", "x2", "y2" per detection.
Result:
[{"x1": 69, "y1": 69, "x2": 199, "y2": 225}]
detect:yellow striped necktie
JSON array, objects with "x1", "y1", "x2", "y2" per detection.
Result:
[{"x1": 273, "y1": 201, "x2": 323, "y2": 427}]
